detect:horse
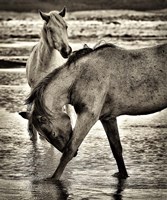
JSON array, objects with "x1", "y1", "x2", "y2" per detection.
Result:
[
  {"x1": 21, "y1": 42, "x2": 167, "y2": 180},
  {"x1": 20, "y1": 8, "x2": 72, "y2": 140}
]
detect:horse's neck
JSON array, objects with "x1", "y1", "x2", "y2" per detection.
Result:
[
  {"x1": 37, "y1": 38, "x2": 64, "y2": 71},
  {"x1": 36, "y1": 24, "x2": 64, "y2": 70},
  {"x1": 44, "y1": 65, "x2": 79, "y2": 113}
]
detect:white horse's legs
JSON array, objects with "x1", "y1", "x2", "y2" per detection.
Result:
[
  {"x1": 101, "y1": 118, "x2": 128, "y2": 179},
  {"x1": 65, "y1": 104, "x2": 77, "y2": 128},
  {"x1": 27, "y1": 103, "x2": 37, "y2": 141},
  {"x1": 52, "y1": 111, "x2": 98, "y2": 180}
]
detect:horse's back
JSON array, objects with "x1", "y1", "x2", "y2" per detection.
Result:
[
  {"x1": 99, "y1": 43, "x2": 167, "y2": 117},
  {"x1": 71, "y1": 43, "x2": 167, "y2": 117}
]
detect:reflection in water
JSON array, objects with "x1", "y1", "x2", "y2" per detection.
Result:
[
  {"x1": 113, "y1": 178, "x2": 126, "y2": 200},
  {"x1": 0, "y1": 111, "x2": 59, "y2": 180},
  {"x1": 30, "y1": 179, "x2": 69, "y2": 200}
]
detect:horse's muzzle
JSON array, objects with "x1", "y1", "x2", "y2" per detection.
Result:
[{"x1": 60, "y1": 45, "x2": 72, "y2": 58}]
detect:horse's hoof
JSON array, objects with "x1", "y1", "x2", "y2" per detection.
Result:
[
  {"x1": 51, "y1": 175, "x2": 61, "y2": 181},
  {"x1": 34, "y1": 176, "x2": 58, "y2": 184},
  {"x1": 112, "y1": 172, "x2": 129, "y2": 179}
]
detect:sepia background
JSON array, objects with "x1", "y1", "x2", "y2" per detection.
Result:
[{"x1": 0, "y1": 1, "x2": 167, "y2": 199}]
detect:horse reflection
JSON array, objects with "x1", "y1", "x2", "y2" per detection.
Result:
[
  {"x1": 113, "y1": 178, "x2": 127, "y2": 200},
  {"x1": 31, "y1": 179, "x2": 69, "y2": 200}
]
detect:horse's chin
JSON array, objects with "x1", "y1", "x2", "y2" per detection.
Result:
[
  {"x1": 60, "y1": 51, "x2": 69, "y2": 59},
  {"x1": 52, "y1": 44, "x2": 69, "y2": 58},
  {"x1": 56, "y1": 146, "x2": 64, "y2": 153},
  {"x1": 60, "y1": 46, "x2": 72, "y2": 58}
]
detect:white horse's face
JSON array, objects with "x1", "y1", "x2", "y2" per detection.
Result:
[{"x1": 40, "y1": 8, "x2": 72, "y2": 58}]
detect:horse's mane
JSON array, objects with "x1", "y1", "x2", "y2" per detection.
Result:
[
  {"x1": 94, "y1": 43, "x2": 117, "y2": 50},
  {"x1": 25, "y1": 64, "x2": 64, "y2": 118},
  {"x1": 25, "y1": 43, "x2": 116, "y2": 118},
  {"x1": 66, "y1": 46, "x2": 93, "y2": 65},
  {"x1": 66, "y1": 43, "x2": 116, "y2": 65}
]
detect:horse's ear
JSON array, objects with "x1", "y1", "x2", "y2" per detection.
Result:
[
  {"x1": 39, "y1": 10, "x2": 50, "y2": 23},
  {"x1": 59, "y1": 7, "x2": 66, "y2": 17},
  {"x1": 19, "y1": 112, "x2": 30, "y2": 120},
  {"x1": 83, "y1": 44, "x2": 89, "y2": 49}
]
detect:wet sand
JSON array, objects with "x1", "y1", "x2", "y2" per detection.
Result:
[{"x1": 0, "y1": 10, "x2": 167, "y2": 199}]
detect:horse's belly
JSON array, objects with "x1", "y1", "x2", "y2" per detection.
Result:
[
  {"x1": 123, "y1": 101, "x2": 167, "y2": 115},
  {"x1": 118, "y1": 89, "x2": 167, "y2": 115}
]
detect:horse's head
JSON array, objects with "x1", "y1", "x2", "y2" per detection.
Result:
[
  {"x1": 19, "y1": 111, "x2": 72, "y2": 152},
  {"x1": 39, "y1": 7, "x2": 72, "y2": 58}
]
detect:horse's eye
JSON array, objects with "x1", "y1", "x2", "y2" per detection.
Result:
[{"x1": 66, "y1": 25, "x2": 68, "y2": 29}]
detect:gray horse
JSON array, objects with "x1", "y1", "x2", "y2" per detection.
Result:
[{"x1": 20, "y1": 43, "x2": 167, "y2": 180}]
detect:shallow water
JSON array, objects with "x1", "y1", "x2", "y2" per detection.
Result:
[{"x1": 0, "y1": 80, "x2": 167, "y2": 199}]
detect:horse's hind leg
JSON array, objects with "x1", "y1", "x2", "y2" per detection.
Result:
[
  {"x1": 101, "y1": 118, "x2": 128, "y2": 179},
  {"x1": 27, "y1": 103, "x2": 37, "y2": 141}
]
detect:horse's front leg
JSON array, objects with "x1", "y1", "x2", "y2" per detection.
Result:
[
  {"x1": 101, "y1": 118, "x2": 128, "y2": 179},
  {"x1": 52, "y1": 111, "x2": 99, "y2": 180},
  {"x1": 27, "y1": 103, "x2": 37, "y2": 141}
]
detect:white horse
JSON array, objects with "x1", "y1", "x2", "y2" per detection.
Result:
[{"x1": 23, "y1": 8, "x2": 72, "y2": 140}]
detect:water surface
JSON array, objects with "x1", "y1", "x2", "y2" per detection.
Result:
[{"x1": 0, "y1": 83, "x2": 166, "y2": 199}]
